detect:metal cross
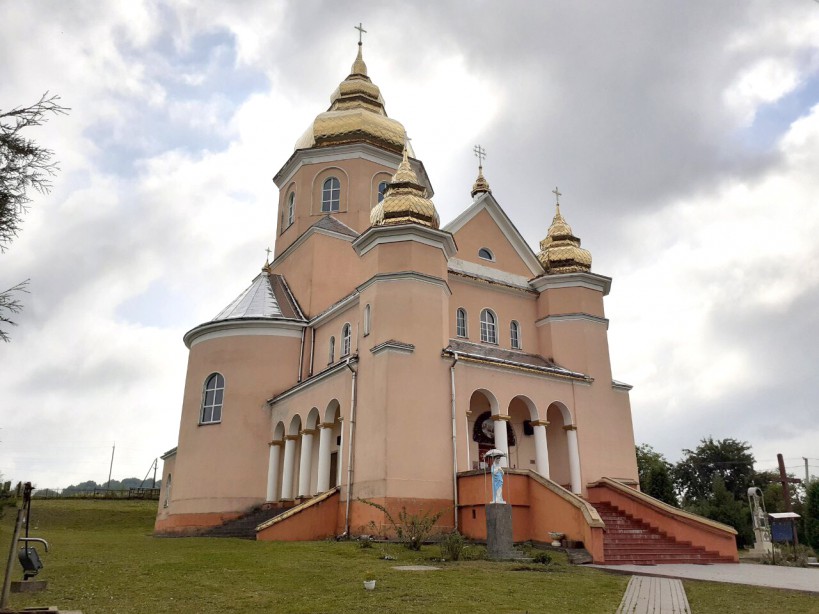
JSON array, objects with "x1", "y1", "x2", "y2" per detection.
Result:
[
  {"x1": 473, "y1": 144, "x2": 486, "y2": 166},
  {"x1": 265, "y1": 247, "x2": 272, "y2": 260},
  {"x1": 552, "y1": 186, "x2": 562, "y2": 205},
  {"x1": 355, "y1": 22, "x2": 367, "y2": 44}
]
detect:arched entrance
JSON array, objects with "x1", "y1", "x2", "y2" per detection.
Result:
[
  {"x1": 545, "y1": 401, "x2": 581, "y2": 494},
  {"x1": 468, "y1": 389, "x2": 514, "y2": 468}
]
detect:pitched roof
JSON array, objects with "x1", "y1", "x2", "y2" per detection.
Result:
[
  {"x1": 311, "y1": 215, "x2": 359, "y2": 238},
  {"x1": 443, "y1": 339, "x2": 590, "y2": 380},
  {"x1": 212, "y1": 272, "x2": 305, "y2": 322}
]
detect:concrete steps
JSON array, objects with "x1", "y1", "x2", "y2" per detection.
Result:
[
  {"x1": 592, "y1": 502, "x2": 735, "y2": 565},
  {"x1": 199, "y1": 506, "x2": 288, "y2": 539}
]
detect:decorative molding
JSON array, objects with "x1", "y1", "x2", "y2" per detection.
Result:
[
  {"x1": 299, "y1": 428, "x2": 318, "y2": 436},
  {"x1": 530, "y1": 272, "x2": 612, "y2": 296},
  {"x1": 612, "y1": 379, "x2": 634, "y2": 392},
  {"x1": 270, "y1": 224, "x2": 357, "y2": 272},
  {"x1": 160, "y1": 447, "x2": 178, "y2": 460},
  {"x1": 268, "y1": 358, "x2": 358, "y2": 405},
  {"x1": 284, "y1": 435, "x2": 299, "y2": 441},
  {"x1": 309, "y1": 292, "x2": 359, "y2": 328},
  {"x1": 529, "y1": 420, "x2": 549, "y2": 428},
  {"x1": 491, "y1": 414, "x2": 511, "y2": 422},
  {"x1": 562, "y1": 424, "x2": 577, "y2": 431},
  {"x1": 448, "y1": 270, "x2": 537, "y2": 298},
  {"x1": 319, "y1": 422, "x2": 336, "y2": 429},
  {"x1": 185, "y1": 319, "x2": 305, "y2": 348},
  {"x1": 442, "y1": 192, "x2": 544, "y2": 277},
  {"x1": 352, "y1": 224, "x2": 457, "y2": 260},
  {"x1": 370, "y1": 340, "x2": 415, "y2": 356},
  {"x1": 269, "y1": 439, "x2": 284, "y2": 447},
  {"x1": 535, "y1": 313, "x2": 609, "y2": 329},
  {"x1": 357, "y1": 271, "x2": 451, "y2": 296}
]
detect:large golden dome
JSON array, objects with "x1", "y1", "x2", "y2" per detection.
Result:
[
  {"x1": 537, "y1": 203, "x2": 592, "y2": 274},
  {"x1": 294, "y1": 43, "x2": 407, "y2": 154},
  {"x1": 370, "y1": 146, "x2": 439, "y2": 229}
]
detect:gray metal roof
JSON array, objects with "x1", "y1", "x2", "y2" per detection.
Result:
[{"x1": 212, "y1": 272, "x2": 283, "y2": 321}]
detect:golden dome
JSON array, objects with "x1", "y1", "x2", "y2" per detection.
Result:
[
  {"x1": 471, "y1": 165, "x2": 491, "y2": 197},
  {"x1": 537, "y1": 203, "x2": 592, "y2": 274},
  {"x1": 371, "y1": 146, "x2": 440, "y2": 228},
  {"x1": 295, "y1": 43, "x2": 407, "y2": 154}
]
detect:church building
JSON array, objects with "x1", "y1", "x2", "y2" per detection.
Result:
[{"x1": 155, "y1": 37, "x2": 738, "y2": 565}]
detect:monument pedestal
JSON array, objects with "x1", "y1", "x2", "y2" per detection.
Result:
[{"x1": 486, "y1": 503, "x2": 518, "y2": 560}]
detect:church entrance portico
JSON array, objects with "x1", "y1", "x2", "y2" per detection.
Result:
[{"x1": 545, "y1": 401, "x2": 581, "y2": 494}]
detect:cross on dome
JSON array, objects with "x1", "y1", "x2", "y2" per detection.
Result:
[
  {"x1": 552, "y1": 186, "x2": 562, "y2": 205},
  {"x1": 470, "y1": 144, "x2": 491, "y2": 197},
  {"x1": 355, "y1": 22, "x2": 367, "y2": 44},
  {"x1": 473, "y1": 144, "x2": 486, "y2": 167}
]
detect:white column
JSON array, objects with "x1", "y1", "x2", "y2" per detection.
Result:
[
  {"x1": 566, "y1": 425, "x2": 582, "y2": 494},
  {"x1": 281, "y1": 436, "x2": 297, "y2": 500},
  {"x1": 532, "y1": 421, "x2": 550, "y2": 479},
  {"x1": 298, "y1": 428, "x2": 316, "y2": 497},
  {"x1": 492, "y1": 415, "x2": 510, "y2": 467},
  {"x1": 266, "y1": 441, "x2": 282, "y2": 501},
  {"x1": 316, "y1": 422, "x2": 333, "y2": 493}
]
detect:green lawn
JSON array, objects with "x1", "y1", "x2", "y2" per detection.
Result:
[{"x1": 0, "y1": 500, "x2": 816, "y2": 613}]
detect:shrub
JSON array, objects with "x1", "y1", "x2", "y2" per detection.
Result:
[
  {"x1": 439, "y1": 531, "x2": 466, "y2": 561},
  {"x1": 359, "y1": 499, "x2": 448, "y2": 551}
]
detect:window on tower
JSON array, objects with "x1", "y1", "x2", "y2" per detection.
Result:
[
  {"x1": 456, "y1": 308, "x2": 468, "y2": 338},
  {"x1": 328, "y1": 336, "x2": 335, "y2": 364},
  {"x1": 510, "y1": 320, "x2": 521, "y2": 349},
  {"x1": 200, "y1": 373, "x2": 224, "y2": 424},
  {"x1": 480, "y1": 309, "x2": 497, "y2": 344},
  {"x1": 322, "y1": 177, "x2": 341, "y2": 212},
  {"x1": 341, "y1": 323, "x2": 351, "y2": 357},
  {"x1": 377, "y1": 180, "x2": 388, "y2": 203},
  {"x1": 287, "y1": 192, "x2": 295, "y2": 227}
]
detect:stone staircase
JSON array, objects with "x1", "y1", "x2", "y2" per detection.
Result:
[
  {"x1": 199, "y1": 506, "x2": 288, "y2": 539},
  {"x1": 591, "y1": 502, "x2": 735, "y2": 565}
]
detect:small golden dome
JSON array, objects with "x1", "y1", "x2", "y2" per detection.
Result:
[
  {"x1": 537, "y1": 203, "x2": 592, "y2": 274},
  {"x1": 371, "y1": 146, "x2": 440, "y2": 229},
  {"x1": 295, "y1": 43, "x2": 407, "y2": 154},
  {"x1": 471, "y1": 165, "x2": 491, "y2": 197}
]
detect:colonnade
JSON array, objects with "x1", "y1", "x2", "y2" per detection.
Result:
[{"x1": 266, "y1": 420, "x2": 340, "y2": 501}]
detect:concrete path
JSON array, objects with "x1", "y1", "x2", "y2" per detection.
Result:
[
  {"x1": 616, "y1": 576, "x2": 690, "y2": 613},
  {"x1": 594, "y1": 563, "x2": 819, "y2": 594}
]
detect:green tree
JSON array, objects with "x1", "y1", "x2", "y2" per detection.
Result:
[
  {"x1": 687, "y1": 475, "x2": 754, "y2": 548},
  {"x1": 673, "y1": 437, "x2": 755, "y2": 504},
  {"x1": 805, "y1": 481, "x2": 819, "y2": 552},
  {"x1": 635, "y1": 444, "x2": 677, "y2": 506},
  {"x1": 1, "y1": 92, "x2": 68, "y2": 341}
]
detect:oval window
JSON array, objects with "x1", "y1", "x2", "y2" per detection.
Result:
[{"x1": 478, "y1": 248, "x2": 494, "y2": 261}]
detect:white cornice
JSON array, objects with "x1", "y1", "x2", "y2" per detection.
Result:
[
  {"x1": 443, "y1": 192, "x2": 544, "y2": 277},
  {"x1": 530, "y1": 272, "x2": 612, "y2": 296},
  {"x1": 612, "y1": 379, "x2": 633, "y2": 391},
  {"x1": 310, "y1": 292, "x2": 360, "y2": 328},
  {"x1": 446, "y1": 354, "x2": 593, "y2": 385},
  {"x1": 535, "y1": 313, "x2": 609, "y2": 329},
  {"x1": 357, "y1": 271, "x2": 451, "y2": 296},
  {"x1": 269, "y1": 225, "x2": 356, "y2": 273},
  {"x1": 352, "y1": 224, "x2": 458, "y2": 260},
  {"x1": 370, "y1": 340, "x2": 415, "y2": 355},
  {"x1": 267, "y1": 357, "x2": 357, "y2": 405},
  {"x1": 448, "y1": 271, "x2": 537, "y2": 299},
  {"x1": 273, "y1": 143, "x2": 434, "y2": 197},
  {"x1": 184, "y1": 319, "x2": 305, "y2": 348}
]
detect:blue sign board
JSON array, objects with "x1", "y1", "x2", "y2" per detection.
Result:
[{"x1": 771, "y1": 520, "x2": 795, "y2": 543}]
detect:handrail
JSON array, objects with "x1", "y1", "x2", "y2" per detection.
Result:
[{"x1": 256, "y1": 487, "x2": 340, "y2": 532}]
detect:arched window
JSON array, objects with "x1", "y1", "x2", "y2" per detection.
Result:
[
  {"x1": 328, "y1": 336, "x2": 335, "y2": 365},
  {"x1": 377, "y1": 180, "x2": 389, "y2": 203},
  {"x1": 287, "y1": 192, "x2": 295, "y2": 226},
  {"x1": 510, "y1": 320, "x2": 521, "y2": 349},
  {"x1": 478, "y1": 247, "x2": 494, "y2": 261},
  {"x1": 456, "y1": 308, "x2": 467, "y2": 338},
  {"x1": 480, "y1": 309, "x2": 497, "y2": 344},
  {"x1": 341, "y1": 323, "x2": 351, "y2": 357},
  {"x1": 200, "y1": 373, "x2": 224, "y2": 424},
  {"x1": 363, "y1": 305, "x2": 371, "y2": 336},
  {"x1": 164, "y1": 473, "x2": 172, "y2": 508},
  {"x1": 322, "y1": 177, "x2": 340, "y2": 212}
]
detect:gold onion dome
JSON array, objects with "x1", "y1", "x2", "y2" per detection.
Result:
[
  {"x1": 370, "y1": 146, "x2": 440, "y2": 229},
  {"x1": 294, "y1": 43, "x2": 407, "y2": 153},
  {"x1": 471, "y1": 165, "x2": 491, "y2": 197},
  {"x1": 537, "y1": 203, "x2": 592, "y2": 274}
]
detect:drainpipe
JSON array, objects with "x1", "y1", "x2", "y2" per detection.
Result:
[
  {"x1": 450, "y1": 352, "x2": 459, "y2": 531},
  {"x1": 297, "y1": 326, "x2": 305, "y2": 383},
  {"x1": 343, "y1": 359, "x2": 358, "y2": 536},
  {"x1": 308, "y1": 326, "x2": 315, "y2": 377}
]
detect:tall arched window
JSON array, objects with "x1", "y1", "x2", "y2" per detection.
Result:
[
  {"x1": 200, "y1": 373, "x2": 224, "y2": 424},
  {"x1": 480, "y1": 309, "x2": 497, "y2": 344},
  {"x1": 287, "y1": 192, "x2": 295, "y2": 226},
  {"x1": 363, "y1": 305, "x2": 371, "y2": 336},
  {"x1": 377, "y1": 180, "x2": 388, "y2": 203},
  {"x1": 328, "y1": 336, "x2": 335, "y2": 364},
  {"x1": 510, "y1": 320, "x2": 521, "y2": 349},
  {"x1": 164, "y1": 473, "x2": 172, "y2": 508},
  {"x1": 322, "y1": 177, "x2": 340, "y2": 212},
  {"x1": 456, "y1": 308, "x2": 467, "y2": 338},
  {"x1": 341, "y1": 323, "x2": 351, "y2": 357}
]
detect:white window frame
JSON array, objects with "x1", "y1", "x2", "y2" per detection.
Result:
[
  {"x1": 164, "y1": 473, "x2": 172, "y2": 508},
  {"x1": 363, "y1": 305, "x2": 371, "y2": 336},
  {"x1": 200, "y1": 373, "x2": 224, "y2": 424},
  {"x1": 456, "y1": 308, "x2": 468, "y2": 338},
  {"x1": 287, "y1": 191, "x2": 295, "y2": 226},
  {"x1": 478, "y1": 247, "x2": 494, "y2": 261},
  {"x1": 510, "y1": 320, "x2": 521, "y2": 349},
  {"x1": 322, "y1": 177, "x2": 340, "y2": 212},
  {"x1": 341, "y1": 323, "x2": 351, "y2": 357},
  {"x1": 480, "y1": 309, "x2": 497, "y2": 344},
  {"x1": 377, "y1": 180, "x2": 388, "y2": 203},
  {"x1": 328, "y1": 336, "x2": 335, "y2": 364}
]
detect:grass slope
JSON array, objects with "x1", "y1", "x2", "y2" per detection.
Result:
[{"x1": 0, "y1": 500, "x2": 816, "y2": 613}]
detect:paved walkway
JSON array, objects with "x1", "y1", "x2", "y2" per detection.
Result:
[
  {"x1": 593, "y1": 563, "x2": 819, "y2": 594},
  {"x1": 616, "y1": 576, "x2": 690, "y2": 613}
]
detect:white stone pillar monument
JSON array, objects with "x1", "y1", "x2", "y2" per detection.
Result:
[
  {"x1": 297, "y1": 428, "x2": 316, "y2": 497},
  {"x1": 565, "y1": 425, "x2": 582, "y2": 494},
  {"x1": 316, "y1": 422, "x2": 334, "y2": 493},
  {"x1": 492, "y1": 415, "x2": 510, "y2": 467},
  {"x1": 281, "y1": 435, "x2": 298, "y2": 500},
  {"x1": 531, "y1": 420, "x2": 550, "y2": 479},
  {"x1": 266, "y1": 440, "x2": 282, "y2": 501}
]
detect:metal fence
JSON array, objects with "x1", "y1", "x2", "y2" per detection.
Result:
[{"x1": 32, "y1": 487, "x2": 160, "y2": 500}]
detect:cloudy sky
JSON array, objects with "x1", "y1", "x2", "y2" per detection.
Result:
[{"x1": 2, "y1": 1, "x2": 818, "y2": 489}]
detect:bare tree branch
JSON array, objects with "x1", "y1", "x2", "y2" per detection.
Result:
[{"x1": 0, "y1": 280, "x2": 29, "y2": 342}]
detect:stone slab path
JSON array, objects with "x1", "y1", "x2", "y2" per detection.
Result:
[{"x1": 616, "y1": 576, "x2": 690, "y2": 614}]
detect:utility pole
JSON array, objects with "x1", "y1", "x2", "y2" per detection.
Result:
[
  {"x1": 804, "y1": 457, "x2": 811, "y2": 486},
  {"x1": 777, "y1": 453, "x2": 802, "y2": 546},
  {"x1": 107, "y1": 442, "x2": 115, "y2": 490},
  {"x1": 152, "y1": 458, "x2": 158, "y2": 489}
]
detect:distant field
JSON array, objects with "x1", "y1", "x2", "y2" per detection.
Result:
[{"x1": 1, "y1": 500, "x2": 816, "y2": 613}]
